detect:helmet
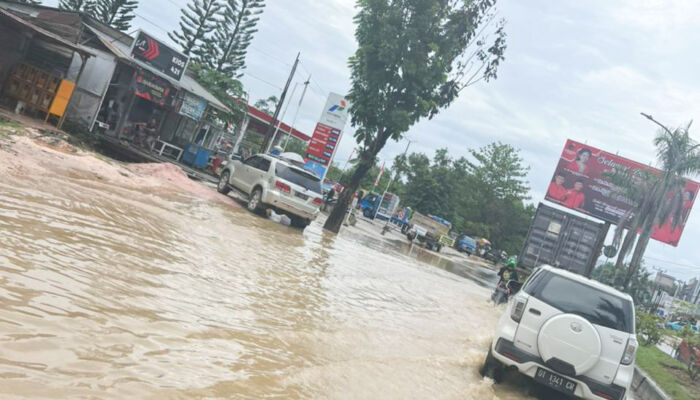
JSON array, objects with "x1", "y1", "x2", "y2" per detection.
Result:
[{"x1": 506, "y1": 257, "x2": 517, "y2": 268}]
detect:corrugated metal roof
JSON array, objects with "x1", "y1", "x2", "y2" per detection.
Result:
[
  {"x1": 84, "y1": 24, "x2": 230, "y2": 113},
  {"x1": 0, "y1": 9, "x2": 94, "y2": 56}
]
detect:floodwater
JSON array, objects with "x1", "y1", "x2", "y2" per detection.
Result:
[{"x1": 0, "y1": 169, "x2": 538, "y2": 399}]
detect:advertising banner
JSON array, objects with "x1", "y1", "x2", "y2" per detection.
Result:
[
  {"x1": 178, "y1": 93, "x2": 207, "y2": 121},
  {"x1": 546, "y1": 139, "x2": 699, "y2": 246},
  {"x1": 132, "y1": 69, "x2": 173, "y2": 106},
  {"x1": 304, "y1": 92, "x2": 350, "y2": 178},
  {"x1": 132, "y1": 31, "x2": 189, "y2": 81}
]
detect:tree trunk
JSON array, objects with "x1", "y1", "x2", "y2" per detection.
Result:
[
  {"x1": 614, "y1": 226, "x2": 637, "y2": 270},
  {"x1": 624, "y1": 178, "x2": 670, "y2": 288},
  {"x1": 323, "y1": 157, "x2": 374, "y2": 233}
]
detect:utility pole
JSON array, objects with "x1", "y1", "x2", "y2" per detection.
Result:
[
  {"x1": 263, "y1": 52, "x2": 300, "y2": 152},
  {"x1": 374, "y1": 139, "x2": 414, "y2": 221},
  {"x1": 283, "y1": 74, "x2": 311, "y2": 150}
]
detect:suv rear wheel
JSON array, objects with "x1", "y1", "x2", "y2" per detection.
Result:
[{"x1": 479, "y1": 348, "x2": 504, "y2": 383}]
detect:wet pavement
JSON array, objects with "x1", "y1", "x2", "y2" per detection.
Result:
[{"x1": 0, "y1": 139, "x2": 559, "y2": 399}]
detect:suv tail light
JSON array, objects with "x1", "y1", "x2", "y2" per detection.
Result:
[
  {"x1": 313, "y1": 197, "x2": 323, "y2": 205},
  {"x1": 511, "y1": 298, "x2": 527, "y2": 323},
  {"x1": 275, "y1": 181, "x2": 291, "y2": 194},
  {"x1": 621, "y1": 337, "x2": 638, "y2": 365}
]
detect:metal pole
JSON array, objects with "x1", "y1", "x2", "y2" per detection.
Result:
[
  {"x1": 263, "y1": 52, "x2": 300, "y2": 152},
  {"x1": 283, "y1": 74, "x2": 311, "y2": 150},
  {"x1": 270, "y1": 82, "x2": 299, "y2": 148}
]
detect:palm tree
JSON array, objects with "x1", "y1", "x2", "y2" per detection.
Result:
[{"x1": 624, "y1": 114, "x2": 700, "y2": 287}]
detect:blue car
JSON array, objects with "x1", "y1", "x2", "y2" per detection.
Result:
[
  {"x1": 667, "y1": 321, "x2": 699, "y2": 333},
  {"x1": 456, "y1": 235, "x2": 477, "y2": 255}
]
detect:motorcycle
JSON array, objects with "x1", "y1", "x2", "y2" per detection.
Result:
[{"x1": 491, "y1": 280, "x2": 522, "y2": 305}]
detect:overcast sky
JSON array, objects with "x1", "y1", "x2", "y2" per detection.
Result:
[{"x1": 43, "y1": 0, "x2": 700, "y2": 280}]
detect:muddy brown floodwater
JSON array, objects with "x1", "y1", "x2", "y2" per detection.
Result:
[{"x1": 0, "y1": 133, "x2": 537, "y2": 399}]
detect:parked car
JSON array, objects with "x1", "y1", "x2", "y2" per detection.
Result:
[
  {"x1": 455, "y1": 235, "x2": 477, "y2": 255},
  {"x1": 217, "y1": 154, "x2": 323, "y2": 228},
  {"x1": 481, "y1": 265, "x2": 636, "y2": 400},
  {"x1": 666, "y1": 321, "x2": 699, "y2": 333}
]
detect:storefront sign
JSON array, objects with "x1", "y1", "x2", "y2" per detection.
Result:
[
  {"x1": 546, "y1": 139, "x2": 699, "y2": 246},
  {"x1": 132, "y1": 69, "x2": 173, "y2": 106},
  {"x1": 178, "y1": 93, "x2": 207, "y2": 121},
  {"x1": 132, "y1": 31, "x2": 189, "y2": 81},
  {"x1": 304, "y1": 92, "x2": 350, "y2": 178}
]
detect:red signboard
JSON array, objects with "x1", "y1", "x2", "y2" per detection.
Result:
[
  {"x1": 546, "y1": 139, "x2": 699, "y2": 246},
  {"x1": 132, "y1": 69, "x2": 173, "y2": 106},
  {"x1": 305, "y1": 122, "x2": 341, "y2": 166}
]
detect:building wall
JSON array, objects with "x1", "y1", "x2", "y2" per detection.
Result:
[
  {"x1": 64, "y1": 49, "x2": 116, "y2": 128},
  {"x1": 0, "y1": 24, "x2": 28, "y2": 98}
]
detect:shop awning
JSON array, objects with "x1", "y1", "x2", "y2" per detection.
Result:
[
  {"x1": 247, "y1": 105, "x2": 311, "y2": 142},
  {"x1": 84, "y1": 24, "x2": 230, "y2": 114},
  {"x1": 0, "y1": 9, "x2": 94, "y2": 57}
]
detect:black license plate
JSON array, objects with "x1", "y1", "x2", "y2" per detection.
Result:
[
  {"x1": 534, "y1": 368, "x2": 577, "y2": 395},
  {"x1": 294, "y1": 192, "x2": 309, "y2": 200}
]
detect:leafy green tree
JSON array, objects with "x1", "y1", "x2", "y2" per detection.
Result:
[
  {"x1": 59, "y1": 0, "x2": 94, "y2": 12},
  {"x1": 169, "y1": 0, "x2": 223, "y2": 56},
  {"x1": 201, "y1": 0, "x2": 266, "y2": 76},
  {"x1": 324, "y1": 0, "x2": 507, "y2": 233},
  {"x1": 187, "y1": 63, "x2": 245, "y2": 124},
  {"x1": 282, "y1": 137, "x2": 307, "y2": 157},
  {"x1": 95, "y1": 0, "x2": 138, "y2": 32},
  {"x1": 253, "y1": 95, "x2": 278, "y2": 115},
  {"x1": 592, "y1": 262, "x2": 653, "y2": 306},
  {"x1": 391, "y1": 144, "x2": 532, "y2": 254},
  {"x1": 636, "y1": 312, "x2": 663, "y2": 346}
]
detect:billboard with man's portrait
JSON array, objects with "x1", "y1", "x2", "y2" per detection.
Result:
[{"x1": 546, "y1": 139, "x2": 699, "y2": 247}]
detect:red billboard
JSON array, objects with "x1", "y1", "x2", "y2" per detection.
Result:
[
  {"x1": 305, "y1": 122, "x2": 341, "y2": 166},
  {"x1": 546, "y1": 139, "x2": 699, "y2": 246}
]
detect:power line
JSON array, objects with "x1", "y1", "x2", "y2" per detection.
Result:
[
  {"x1": 241, "y1": 72, "x2": 283, "y2": 91},
  {"x1": 645, "y1": 256, "x2": 699, "y2": 271}
]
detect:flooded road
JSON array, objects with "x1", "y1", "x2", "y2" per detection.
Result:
[{"x1": 0, "y1": 148, "x2": 536, "y2": 398}]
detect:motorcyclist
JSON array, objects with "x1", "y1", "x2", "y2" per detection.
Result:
[{"x1": 497, "y1": 257, "x2": 519, "y2": 284}]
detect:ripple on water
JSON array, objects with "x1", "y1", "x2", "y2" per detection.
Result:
[{"x1": 0, "y1": 176, "x2": 537, "y2": 399}]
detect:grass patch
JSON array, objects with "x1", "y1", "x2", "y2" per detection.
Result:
[
  {"x1": 0, "y1": 119, "x2": 24, "y2": 139},
  {"x1": 636, "y1": 344, "x2": 698, "y2": 400}
]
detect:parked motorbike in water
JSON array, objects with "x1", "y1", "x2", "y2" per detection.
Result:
[{"x1": 491, "y1": 280, "x2": 522, "y2": 305}]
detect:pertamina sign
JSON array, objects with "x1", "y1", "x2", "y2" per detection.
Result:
[
  {"x1": 304, "y1": 93, "x2": 350, "y2": 178},
  {"x1": 132, "y1": 31, "x2": 189, "y2": 81}
]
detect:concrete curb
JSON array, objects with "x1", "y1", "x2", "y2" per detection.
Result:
[{"x1": 632, "y1": 366, "x2": 671, "y2": 400}]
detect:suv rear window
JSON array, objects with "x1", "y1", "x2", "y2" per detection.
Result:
[
  {"x1": 524, "y1": 271, "x2": 634, "y2": 333},
  {"x1": 275, "y1": 164, "x2": 322, "y2": 194}
]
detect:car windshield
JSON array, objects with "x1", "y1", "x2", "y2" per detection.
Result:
[
  {"x1": 275, "y1": 164, "x2": 322, "y2": 194},
  {"x1": 525, "y1": 271, "x2": 634, "y2": 333}
]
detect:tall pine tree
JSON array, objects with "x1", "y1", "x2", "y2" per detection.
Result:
[
  {"x1": 169, "y1": 0, "x2": 222, "y2": 57},
  {"x1": 58, "y1": 0, "x2": 95, "y2": 13},
  {"x1": 203, "y1": 0, "x2": 265, "y2": 77},
  {"x1": 95, "y1": 0, "x2": 138, "y2": 32}
]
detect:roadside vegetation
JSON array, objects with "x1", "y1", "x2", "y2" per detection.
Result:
[{"x1": 636, "y1": 345, "x2": 699, "y2": 400}]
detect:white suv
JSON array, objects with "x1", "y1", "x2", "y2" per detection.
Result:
[
  {"x1": 481, "y1": 265, "x2": 636, "y2": 400},
  {"x1": 217, "y1": 154, "x2": 323, "y2": 228}
]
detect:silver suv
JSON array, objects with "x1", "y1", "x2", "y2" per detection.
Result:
[
  {"x1": 481, "y1": 265, "x2": 636, "y2": 400},
  {"x1": 217, "y1": 154, "x2": 323, "y2": 228}
]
